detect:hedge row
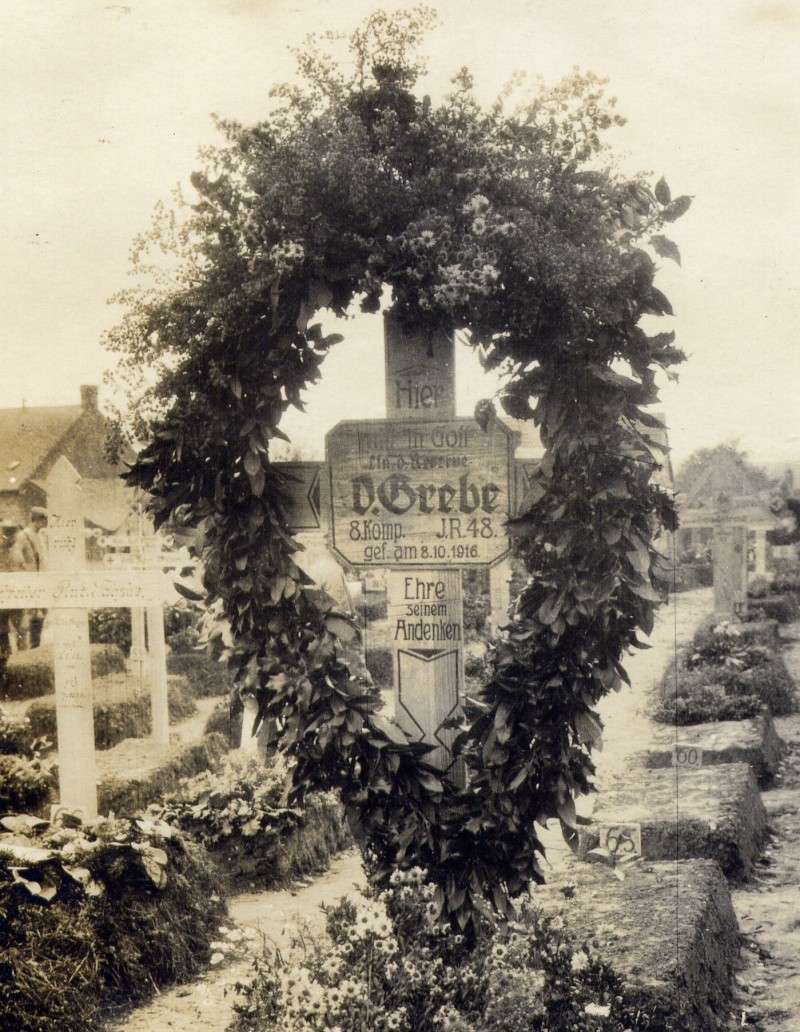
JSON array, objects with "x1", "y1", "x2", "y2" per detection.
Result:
[
  {"x1": 166, "y1": 651, "x2": 232, "y2": 698},
  {"x1": 747, "y1": 594, "x2": 799, "y2": 625},
  {"x1": 2, "y1": 645, "x2": 126, "y2": 702},
  {"x1": 24, "y1": 676, "x2": 197, "y2": 752}
]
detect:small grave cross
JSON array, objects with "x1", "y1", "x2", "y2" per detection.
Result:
[
  {"x1": 0, "y1": 457, "x2": 175, "y2": 819},
  {"x1": 712, "y1": 492, "x2": 748, "y2": 620}
]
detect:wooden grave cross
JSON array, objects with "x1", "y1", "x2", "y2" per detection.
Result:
[
  {"x1": 247, "y1": 317, "x2": 529, "y2": 765},
  {"x1": 712, "y1": 492, "x2": 749, "y2": 620},
  {"x1": 0, "y1": 457, "x2": 175, "y2": 819}
]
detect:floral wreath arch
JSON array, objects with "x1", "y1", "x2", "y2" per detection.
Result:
[{"x1": 111, "y1": 12, "x2": 688, "y2": 935}]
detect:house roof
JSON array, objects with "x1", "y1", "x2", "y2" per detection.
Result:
[
  {"x1": 678, "y1": 449, "x2": 772, "y2": 509},
  {"x1": 0, "y1": 404, "x2": 83, "y2": 493}
]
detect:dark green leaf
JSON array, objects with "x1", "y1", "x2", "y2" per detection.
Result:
[
  {"x1": 654, "y1": 177, "x2": 671, "y2": 205},
  {"x1": 651, "y1": 235, "x2": 681, "y2": 265},
  {"x1": 664, "y1": 195, "x2": 692, "y2": 222}
]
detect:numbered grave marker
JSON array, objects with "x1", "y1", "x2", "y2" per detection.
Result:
[
  {"x1": 595, "y1": 822, "x2": 643, "y2": 863},
  {"x1": 672, "y1": 744, "x2": 704, "y2": 768}
]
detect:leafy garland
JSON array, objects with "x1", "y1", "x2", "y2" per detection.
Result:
[{"x1": 110, "y1": 8, "x2": 687, "y2": 936}]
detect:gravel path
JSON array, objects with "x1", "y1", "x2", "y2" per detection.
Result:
[
  {"x1": 103, "y1": 850, "x2": 366, "y2": 1032},
  {"x1": 539, "y1": 586, "x2": 712, "y2": 867}
]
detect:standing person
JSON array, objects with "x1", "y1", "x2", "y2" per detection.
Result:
[
  {"x1": 20, "y1": 506, "x2": 47, "y2": 647},
  {"x1": 0, "y1": 519, "x2": 33, "y2": 658}
]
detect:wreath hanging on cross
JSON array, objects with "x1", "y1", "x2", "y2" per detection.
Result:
[{"x1": 107, "y1": 8, "x2": 688, "y2": 935}]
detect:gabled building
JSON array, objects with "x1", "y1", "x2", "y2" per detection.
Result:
[
  {"x1": 675, "y1": 445, "x2": 779, "y2": 574},
  {"x1": 0, "y1": 385, "x2": 130, "y2": 531}
]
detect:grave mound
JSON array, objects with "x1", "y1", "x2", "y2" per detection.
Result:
[
  {"x1": 2, "y1": 643, "x2": 126, "y2": 701},
  {"x1": 26, "y1": 673, "x2": 196, "y2": 750},
  {"x1": 640, "y1": 711, "x2": 785, "y2": 786},
  {"x1": 534, "y1": 859, "x2": 739, "y2": 1032},
  {"x1": 95, "y1": 732, "x2": 227, "y2": 814},
  {"x1": 581, "y1": 763, "x2": 767, "y2": 878}
]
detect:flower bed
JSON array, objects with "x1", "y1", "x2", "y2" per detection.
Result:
[
  {"x1": 0, "y1": 754, "x2": 52, "y2": 813},
  {"x1": 231, "y1": 868, "x2": 678, "y2": 1032},
  {"x1": 152, "y1": 753, "x2": 351, "y2": 891},
  {"x1": 2, "y1": 644, "x2": 126, "y2": 701},
  {"x1": 0, "y1": 811, "x2": 226, "y2": 1032},
  {"x1": 25, "y1": 675, "x2": 196, "y2": 751},
  {"x1": 0, "y1": 708, "x2": 40, "y2": 756},
  {"x1": 0, "y1": 709, "x2": 53, "y2": 813},
  {"x1": 653, "y1": 619, "x2": 796, "y2": 724}
]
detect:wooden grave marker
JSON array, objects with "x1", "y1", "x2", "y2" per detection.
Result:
[
  {"x1": 320, "y1": 317, "x2": 515, "y2": 783},
  {"x1": 712, "y1": 493, "x2": 748, "y2": 619},
  {"x1": 0, "y1": 458, "x2": 176, "y2": 818},
  {"x1": 255, "y1": 319, "x2": 527, "y2": 771}
]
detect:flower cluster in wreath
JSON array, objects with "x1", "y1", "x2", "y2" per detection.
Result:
[{"x1": 358, "y1": 193, "x2": 513, "y2": 316}]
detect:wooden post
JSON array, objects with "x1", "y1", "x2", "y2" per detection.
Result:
[
  {"x1": 489, "y1": 558, "x2": 512, "y2": 634},
  {"x1": 239, "y1": 694, "x2": 276, "y2": 754},
  {"x1": 384, "y1": 312, "x2": 456, "y2": 421},
  {"x1": 323, "y1": 315, "x2": 514, "y2": 784},
  {"x1": 129, "y1": 607, "x2": 147, "y2": 691},
  {"x1": 384, "y1": 315, "x2": 463, "y2": 782},
  {"x1": 240, "y1": 694, "x2": 260, "y2": 753},
  {"x1": 46, "y1": 457, "x2": 98, "y2": 819},
  {"x1": 712, "y1": 494, "x2": 748, "y2": 620},
  {"x1": 754, "y1": 528, "x2": 768, "y2": 577},
  {"x1": 142, "y1": 527, "x2": 170, "y2": 745},
  {"x1": 146, "y1": 605, "x2": 170, "y2": 744},
  {"x1": 387, "y1": 569, "x2": 464, "y2": 779}
]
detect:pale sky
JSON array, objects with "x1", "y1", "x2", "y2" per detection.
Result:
[{"x1": 2, "y1": 0, "x2": 798, "y2": 468}]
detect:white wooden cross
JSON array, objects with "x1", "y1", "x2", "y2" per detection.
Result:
[{"x1": 0, "y1": 457, "x2": 176, "y2": 818}]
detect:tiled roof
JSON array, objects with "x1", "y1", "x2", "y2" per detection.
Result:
[{"x1": 0, "y1": 405, "x2": 82, "y2": 493}]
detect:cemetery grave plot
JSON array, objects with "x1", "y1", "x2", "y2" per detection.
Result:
[
  {"x1": 533, "y1": 859, "x2": 739, "y2": 1032},
  {"x1": 579, "y1": 763, "x2": 767, "y2": 879},
  {"x1": 725, "y1": 629, "x2": 800, "y2": 1030},
  {"x1": 23, "y1": 672, "x2": 197, "y2": 751}
]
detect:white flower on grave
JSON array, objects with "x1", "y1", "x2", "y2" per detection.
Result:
[
  {"x1": 584, "y1": 1001, "x2": 611, "y2": 1017},
  {"x1": 570, "y1": 949, "x2": 590, "y2": 972},
  {"x1": 462, "y1": 193, "x2": 490, "y2": 215}
]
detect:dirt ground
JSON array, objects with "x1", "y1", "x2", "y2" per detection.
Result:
[{"x1": 103, "y1": 850, "x2": 366, "y2": 1032}]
